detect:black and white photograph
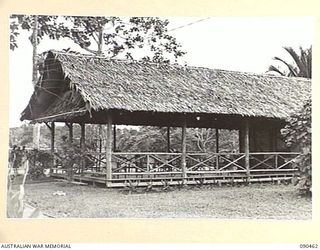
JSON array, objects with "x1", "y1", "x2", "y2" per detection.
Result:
[{"x1": 7, "y1": 15, "x2": 312, "y2": 219}]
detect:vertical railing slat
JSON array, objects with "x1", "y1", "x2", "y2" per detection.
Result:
[
  {"x1": 146, "y1": 154, "x2": 150, "y2": 172},
  {"x1": 216, "y1": 154, "x2": 219, "y2": 170}
]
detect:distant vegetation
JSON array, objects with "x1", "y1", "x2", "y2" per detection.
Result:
[{"x1": 9, "y1": 124, "x2": 239, "y2": 153}]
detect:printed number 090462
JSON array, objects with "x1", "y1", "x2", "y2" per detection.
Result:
[{"x1": 300, "y1": 244, "x2": 318, "y2": 248}]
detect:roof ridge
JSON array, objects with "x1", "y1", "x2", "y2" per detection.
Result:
[{"x1": 46, "y1": 50, "x2": 311, "y2": 82}]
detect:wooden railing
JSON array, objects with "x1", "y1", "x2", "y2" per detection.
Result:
[
  {"x1": 11, "y1": 148, "x2": 301, "y2": 181},
  {"x1": 249, "y1": 152, "x2": 301, "y2": 170},
  {"x1": 186, "y1": 153, "x2": 247, "y2": 172},
  {"x1": 108, "y1": 152, "x2": 301, "y2": 179},
  {"x1": 112, "y1": 152, "x2": 182, "y2": 173}
]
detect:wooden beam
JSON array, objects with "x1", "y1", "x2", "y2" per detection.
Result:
[
  {"x1": 80, "y1": 123, "x2": 86, "y2": 175},
  {"x1": 50, "y1": 122, "x2": 55, "y2": 154},
  {"x1": 244, "y1": 120, "x2": 250, "y2": 177},
  {"x1": 215, "y1": 128, "x2": 219, "y2": 153},
  {"x1": 50, "y1": 122, "x2": 55, "y2": 169},
  {"x1": 106, "y1": 113, "x2": 113, "y2": 184},
  {"x1": 98, "y1": 124, "x2": 103, "y2": 171},
  {"x1": 181, "y1": 117, "x2": 187, "y2": 179},
  {"x1": 66, "y1": 122, "x2": 73, "y2": 143},
  {"x1": 45, "y1": 122, "x2": 52, "y2": 130},
  {"x1": 215, "y1": 128, "x2": 219, "y2": 169},
  {"x1": 33, "y1": 124, "x2": 40, "y2": 149},
  {"x1": 167, "y1": 127, "x2": 170, "y2": 152},
  {"x1": 80, "y1": 123, "x2": 85, "y2": 148},
  {"x1": 113, "y1": 124, "x2": 117, "y2": 151}
]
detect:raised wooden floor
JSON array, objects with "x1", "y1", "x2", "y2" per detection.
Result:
[
  {"x1": 50, "y1": 168, "x2": 297, "y2": 188},
  {"x1": 49, "y1": 151, "x2": 300, "y2": 188}
]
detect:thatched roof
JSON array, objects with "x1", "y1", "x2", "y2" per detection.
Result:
[{"x1": 21, "y1": 50, "x2": 311, "y2": 125}]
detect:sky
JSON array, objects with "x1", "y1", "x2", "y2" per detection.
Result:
[{"x1": 9, "y1": 16, "x2": 314, "y2": 128}]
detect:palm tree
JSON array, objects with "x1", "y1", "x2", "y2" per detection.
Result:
[{"x1": 268, "y1": 46, "x2": 312, "y2": 79}]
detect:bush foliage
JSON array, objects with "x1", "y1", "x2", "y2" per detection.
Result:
[
  {"x1": 282, "y1": 99, "x2": 311, "y2": 195},
  {"x1": 56, "y1": 137, "x2": 84, "y2": 180},
  {"x1": 9, "y1": 146, "x2": 52, "y2": 180}
]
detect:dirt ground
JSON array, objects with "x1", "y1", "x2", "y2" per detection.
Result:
[{"x1": 23, "y1": 181, "x2": 311, "y2": 219}]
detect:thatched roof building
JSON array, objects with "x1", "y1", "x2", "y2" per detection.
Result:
[{"x1": 21, "y1": 50, "x2": 311, "y2": 129}]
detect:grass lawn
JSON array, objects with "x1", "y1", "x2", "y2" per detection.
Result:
[{"x1": 23, "y1": 181, "x2": 311, "y2": 219}]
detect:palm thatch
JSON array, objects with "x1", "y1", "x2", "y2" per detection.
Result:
[{"x1": 21, "y1": 50, "x2": 311, "y2": 124}]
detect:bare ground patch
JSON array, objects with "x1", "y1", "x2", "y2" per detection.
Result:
[{"x1": 23, "y1": 182, "x2": 311, "y2": 219}]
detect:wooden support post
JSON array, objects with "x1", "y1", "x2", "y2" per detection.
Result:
[
  {"x1": 215, "y1": 128, "x2": 219, "y2": 170},
  {"x1": 80, "y1": 123, "x2": 85, "y2": 148},
  {"x1": 181, "y1": 117, "x2": 187, "y2": 180},
  {"x1": 80, "y1": 123, "x2": 86, "y2": 176},
  {"x1": 33, "y1": 124, "x2": 41, "y2": 149},
  {"x1": 68, "y1": 123, "x2": 73, "y2": 143},
  {"x1": 167, "y1": 127, "x2": 171, "y2": 152},
  {"x1": 45, "y1": 122, "x2": 56, "y2": 169},
  {"x1": 51, "y1": 122, "x2": 55, "y2": 168},
  {"x1": 50, "y1": 122, "x2": 55, "y2": 154},
  {"x1": 215, "y1": 128, "x2": 219, "y2": 153},
  {"x1": 98, "y1": 124, "x2": 103, "y2": 171},
  {"x1": 113, "y1": 124, "x2": 117, "y2": 151},
  {"x1": 244, "y1": 121, "x2": 250, "y2": 178},
  {"x1": 105, "y1": 113, "x2": 113, "y2": 185}
]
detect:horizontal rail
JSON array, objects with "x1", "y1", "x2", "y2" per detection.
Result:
[
  {"x1": 112, "y1": 172, "x2": 183, "y2": 176},
  {"x1": 249, "y1": 152, "x2": 301, "y2": 155},
  {"x1": 112, "y1": 152, "x2": 181, "y2": 156},
  {"x1": 24, "y1": 150, "x2": 302, "y2": 181},
  {"x1": 112, "y1": 152, "x2": 300, "y2": 155}
]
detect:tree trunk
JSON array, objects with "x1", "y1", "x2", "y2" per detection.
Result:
[
  {"x1": 32, "y1": 15, "x2": 40, "y2": 149},
  {"x1": 32, "y1": 15, "x2": 38, "y2": 87},
  {"x1": 97, "y1": 25, "x2": 104, "y2": 55},
  {"x1": 97, "y1": 24, "x2": 104, "y2": 161}
]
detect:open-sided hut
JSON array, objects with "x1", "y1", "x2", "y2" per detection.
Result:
[{"x1": 21, "y1": 50, "x2": 311, "y2": 187}]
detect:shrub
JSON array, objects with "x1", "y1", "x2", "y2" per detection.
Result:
[
  {"x1": 56, "y1": 137, "x2": 84, "y2": 180},
  {"x1": 9, "y1": 146, "x2": 53, "y2": 180},
  {"x1": 282, "y1": 99, "x2": 311, "y2": 195},
  {"x1": 26, "y1": 149, "x2": 53, "y2": 179}
]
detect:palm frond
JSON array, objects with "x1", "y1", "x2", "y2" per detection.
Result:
[
  {"x1": 267, "y1": 65, "x2": 285, "y2": 76},
  {"x1": 284, "y1": 46, "x2": 308, "y2": 77},
  {"x1": 306, "y1": 48, "x2": 312, "y2": 78},
  {"x1": 273, "y1": 56, "x2": 298, "y2": 77}
]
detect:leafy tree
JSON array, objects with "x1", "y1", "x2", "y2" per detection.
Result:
[
  {"x1": 10, "y1": 15, "x2": 63, "y2": 51},
  {"x1": 10, "y1": 14, "x2": 66, "y2": 148},
  {"x1": 10, "y1": 15, "x2": 187, "y2": 151},
  {"x1": 114, "y1": 126, "x2": 238, "y2": 153},
  {"x1": 282, "y1": 99, "x2": 311, "y2": 195},
  {"x1": 62, "y1": 16, "x2": 186, "y2": 62},
  {"x1": 10, "y1": 124, "x2": 34, "y2": 148},
  {"x1": 11, "y1": 15, "x2": 186, "y2": 63},
  {"x1": 191, "y1": 128, "x2": 215, "y2": 152},
  {"x1": 26, "y1": 149, "x2": 53, "y2": 179},
  {"x1": 268, "y1": 46, "x2": 312, "y2": 79},
  {"x1": 268, "y1": 46, "x2": 312, "y2": 194}
]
